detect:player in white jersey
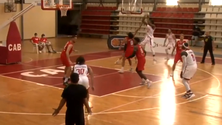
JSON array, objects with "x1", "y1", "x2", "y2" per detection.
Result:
[
  {"x1": 73, "y1": 56, "x2": 94, "y2": 101},
  {"x1": 180, "y1": 42, "x2": 196, "y2": 99},
  {"x1": 163, "y1": 29, "x2": 176, "y2": 60},
  {"x1": 135, "y1": 13, "x2": 156, "y2": 62}
]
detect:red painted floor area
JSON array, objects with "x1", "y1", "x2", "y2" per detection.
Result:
[{"x1": 0, "y1": 51, "x2": 221, "y2": 96}]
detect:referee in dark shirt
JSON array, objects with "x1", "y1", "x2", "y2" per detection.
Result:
[
  {"x1": 52, "y1": 73, "x2": 92, "y2": 125},
  {"x1": 201, "y1": 32, "x2": 215, "y2": 65}
]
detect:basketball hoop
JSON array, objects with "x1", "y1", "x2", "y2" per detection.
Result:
[{"x1": 59, "y1": 5, "x2": 69, "y2": 17}]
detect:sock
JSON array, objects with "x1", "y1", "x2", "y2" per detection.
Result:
[
  {"x1": 64, "y1": 77, "x2": 69, "y2": 83},
  {"x1": 121, "y1": 67, "x2": 124, "y2": 70},
  {"x1": 182, "y1": 79, "x2": 191, "y2": 91}
]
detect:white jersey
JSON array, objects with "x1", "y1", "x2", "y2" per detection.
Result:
[
  {"x1": 182, "y1": 49, "x2": 197, "y2": 79},
  {"x1": 73, "y1": 64, "x2": 88, "y2": 77},
  {"x1": 146, "y1": 25, "x2": 154, "y2": 39},
  {"x1": 167, "y1": 33, "x2": 175, "y2": 44},
  {"x1": 183, "y1": 49, "x2": 197, "y2": 66}
]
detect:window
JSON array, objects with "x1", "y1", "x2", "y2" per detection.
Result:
[
  {"x1": 210, "y1": 0, "x2": 222, "y2": 6},
  {"x1": 166, "y1": 0, "x2": 178, "y2": 6}
]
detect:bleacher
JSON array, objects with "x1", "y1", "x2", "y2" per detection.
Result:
[
  {"x1": 80, "y1": 3, "x2": 117, "y2": 35},
  {"x1": 79, "y1": 2, "x2": 222, "y2": 47},
  {"x1": 151, "y1": 3, "x2": 199, "y2": 39},
  {"x1": 200, "y1": 4, "x2": 222, "y2": 45}
]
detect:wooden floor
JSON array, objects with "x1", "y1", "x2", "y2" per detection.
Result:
[{"x1": 0, "y1": 37, "x2": 222, "y2": 125}]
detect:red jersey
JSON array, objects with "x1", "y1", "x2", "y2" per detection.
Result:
[
  {"x1": 136, "y1": 45, "x2": 145, "y2": 59},
  {"x1": 31, "y1": 37, "x2": 39, "y2": 44},
  {"x1": 40, "y1": 38, "x2": 47, "y2": 43},
  {"x1": 62, "y1": 41, "x2": 73, "y2": 55},
  {"x1": 176, "y1": 40, "x2": 186, "y2": 53},
  {"x1": 126, "y1": 37, "x2": 134, "y2": 50}
]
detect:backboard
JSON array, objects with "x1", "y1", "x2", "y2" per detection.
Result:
[
  {"x1": 41, "y1": 0, "x2": 73, "y2": 10},
  {"x1": 121, "y1": 0, "x2": 143, "y2": 14}
]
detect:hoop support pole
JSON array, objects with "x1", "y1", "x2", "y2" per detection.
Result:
[{"x1": 0, "y1": 2, "x2": 37, "y2": 32}]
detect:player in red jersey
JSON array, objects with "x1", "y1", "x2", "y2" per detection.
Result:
[
  {"x1": 30, "y1": 33, "x2": 44, "y2": 53},
  {"x1": 118, "y1": 32, "x2": 134, "y2": 73},
  {"x1": 60, "y1": 35, "x2": 77, "y2": 85},
  {"x1": 40, "y1": 34, "x2": 56, "y2": 53},
  {"x1": 127, "y1": 37, "x2": 152, "y2": 88},
  {"x1": 171, "y1": 34, "x2": 187, "y2": 77}
]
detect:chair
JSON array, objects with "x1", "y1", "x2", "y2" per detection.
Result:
[{"x1": 207, "y1": 7, "x2": 213, "y2": 12}]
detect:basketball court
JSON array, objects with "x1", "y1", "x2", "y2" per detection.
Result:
[
  {"x1": 0, "y1": 0, "x2": 222, "y2": 125},
  {"x1": 0, "y1": 37, "x2": 222, "y2": 125}
]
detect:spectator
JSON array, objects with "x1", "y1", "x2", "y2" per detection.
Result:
[
  {"x1": 200, "y1": 32, "x2": 215, "y2": 65},
  {"x1": 52, "y1": 73, "x2": 92, "y2": 125},
  {"x1": 30, "y1": 33, "x2": 44, "y2": 53},
  {"x1": 40, "y1": 34, "x2": 57, "y2": 53},
  {"x1": 191, "y1": 25, "x2": 201, "y2": 46}
]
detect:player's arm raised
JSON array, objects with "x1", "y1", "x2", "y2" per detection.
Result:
[
  {"x1": 180, "y1": 51, "x2": 188, "y2": 78},
  {"x1": 88, "y1": 66, "x2": 94, "y2": 90},
  {"x1": 135, "y1": 15, "x2": 147, "y2": 36},
  {"x1": 146, "y1": 14, "x2": 155, "y2": 28},
  {"x1": 66, "y1": 44, "x2": 73, "y2": 64}
]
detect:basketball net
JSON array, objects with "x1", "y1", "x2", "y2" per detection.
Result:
[{"x1": 59, "y1": 6, "x2": 69, "y2": 17}]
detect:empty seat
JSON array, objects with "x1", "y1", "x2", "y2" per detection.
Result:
[
  {"x1": 216, "y1": 26, "x2": 222, "y2": 30},
  {"x1": 217, "y1": 14, "x2": 222, "y2": 18},
  {"x1": 211, "y1": 14, "x2": 217, "y2": 18},
  {"x1": 213, "y1": 7, "x2": 219, "y2": 12},
  {"x1": 219, "y1": 8, "x2": 222, "y2": 12},
  {"x1": 207, "y1": 7, "x2": 213, "y2": 12},
  {"x1": 211, "y1": 20, "x2": 217, "y2": 24},
  {"x1": 204, "y1": 26, "x2": 210, "y2": 30},
  {"x1": 216, "y1": 32, "x2": 221, "y2": 36},
  {"x1": 144, "y1": 7, "x2": 148, "y2": 11},
  {"x1": 148, "y1": 7, "x2": 153, "y2": 11},
  {"x1": 217, "y1": 20, "x2": 222, "y2": 24},
  {"x1": 205, "y1": 14, "x2": 211, "y2": 18},
  {"x1": 201, "y1": 7, "x2": 207, "y2": 12},
  {"x1": 210, "y1": 26, "x2": 216, "y2": 30}
]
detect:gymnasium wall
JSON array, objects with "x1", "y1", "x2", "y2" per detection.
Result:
[
  {"x1": 0, "y1": 3, "x2": 56, "y2": 41},
  {"x1": 23, "y1": 4, "x2": 56, "y2": 39},
  {"x1": 0, "y1": 4, "x2": 21, "y2": 41}
]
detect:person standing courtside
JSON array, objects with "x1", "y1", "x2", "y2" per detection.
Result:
[
  {"x1": 200, "y1": 32, "x2": 215, "y2": 65},
  {"x1": 52, "y1": 73, "x2": 92, "y2": 125}
]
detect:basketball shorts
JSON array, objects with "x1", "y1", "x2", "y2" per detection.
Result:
[
  {"x1": 174, "y1": 53, "x2": 182, "y2": 64},
  {"x1": 166, "y1": 43, "x2": 175, "y2": 49},
  {"x1": 65, "y1": 111, "x2": 84, "y2": 125},
  {"x1": 78, "y1": 76, "x2": 90, "y2": 89},
  {"x1": 125, "y1": 48, "x2": 134, "y2": 58},
  {"x1": 60, "y1": 53, "x2": 71, "y2": 67},
  {"x1": 140, "y1": 36, "x2": 154, "y2": 47},
  {"x1": 136, "y1": 57, "x2": 146, "y2": 71},
  {"x1": 182, "y1": 64, "x2": 197, "y2": 80}
]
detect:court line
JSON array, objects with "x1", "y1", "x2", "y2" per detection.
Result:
[
  {"x1": 112, "y1": 77, "x2": 213, "y2": 98},
  {"x1": 0, "y1": 63, "x2": 220, "y2": 116},
  {"x1": 99, "y1": 79, "x2": 163, "y2": 98},
  {"x1": 0, "y1": 82, "x2": 64, "y2": 98},
  {"x1": 42, "y1": 71, "x2": 119, "y2": 79},
  {"x1": 0, "y1": 75, "x2": 99, "y2": 97},
  {"x1": 0, "y1": 55, "x2": 220, "y2": 117},
  {"x1": 0, "y1": 56, "x2": 119, "y2": 75},
  {"x1": 21, "y1": 56, "x2": 33, "y2": 63}
]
